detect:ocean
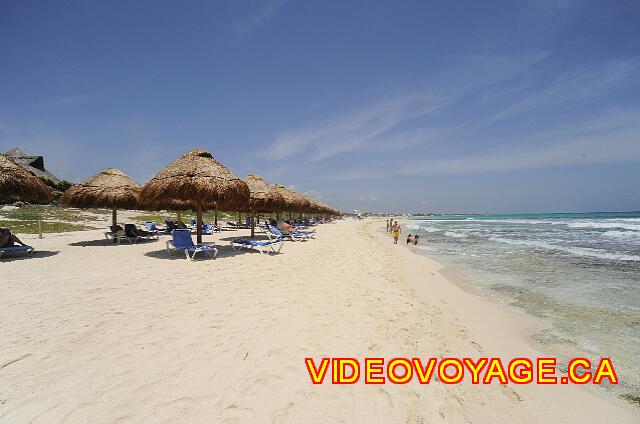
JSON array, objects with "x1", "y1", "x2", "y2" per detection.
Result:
[{"x1": 406, "y1": 211, "x2": 640, "y2": 400}]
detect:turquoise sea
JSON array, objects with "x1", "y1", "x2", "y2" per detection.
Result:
[{"x1": 407, "y1": 211, "x2": 640, "y2": 400}]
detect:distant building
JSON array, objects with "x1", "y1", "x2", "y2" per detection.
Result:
[{"x1": 3, "y1": 148, "x2": 71, "y2": 195}]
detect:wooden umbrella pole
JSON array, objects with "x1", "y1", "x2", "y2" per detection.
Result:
[
  {"x1": 196, "y1": 203, "x2": 203, "y2": 244},
  {"x1": 250, "y1": 211, "x2": 255, "y2": 238},
  {"x1": 112, "y1": 208, "x2": 117, "y2": 230},
  {"x1": 214, "y1": 209, "x2": 218, "y2": 227}
]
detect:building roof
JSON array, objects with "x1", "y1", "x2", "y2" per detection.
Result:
[{"x1": 4, "y1": 148, "x2": 64, "y2": 185}]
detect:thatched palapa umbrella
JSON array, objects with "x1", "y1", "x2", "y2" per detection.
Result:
[
  {"x1": 0, "y1": 154, "x2": 53, "y2": 204},
  {"x1": 61, "y1": 168, "x2": 141, "y2": 230},
  {"x1": 244, "y1": 174, "x2": 285, "y2": 237},
  {"x1": 138, "y1": 149, "x2": 249, "y2": 243},
  {"x1": 270, "y1": 184, "x2": 311, "y2": 215}
]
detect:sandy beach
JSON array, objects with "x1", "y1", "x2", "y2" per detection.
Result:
[{"x1": 1, "y1": 218, "x2": 637, "y2": 423}]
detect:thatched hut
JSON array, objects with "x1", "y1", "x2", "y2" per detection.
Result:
[
  {"x1": 61, "y1": 168, "x2": 141, "y2": 229},
  {"x1": 138, "y1": 149, "x2": 249, "y2": 243},
  {"x1": 0, "y1": 154, "x2": 52, "y2": 204},
  {"x1": 244, "y1": 174, "x2": 285, "y2": 237},
  {"x1": 270, "y1": 184, "x2": 311, "y2": 214}
]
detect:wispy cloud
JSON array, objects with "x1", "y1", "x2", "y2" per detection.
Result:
[
  {"x1": 487, "y1": 56, "x2": 640, "y2": 124},
  {"x1": 266, "y1": 93, "x2": 451, "y2": 161},
  {"x1": 262, "y1": 50, "x2": 552, "y2": 165},
  {"x1": 399, "y1": 110, "x2": 640, "y2": 176},
  {"x1": 232, "y1": 0, "x2": 288, "y2": 36},
  {"x1": 29, "y1": 95, "x2": 87, "y2": 110}
]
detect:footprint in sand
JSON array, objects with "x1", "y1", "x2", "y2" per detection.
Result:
[
  {"x1": 501, "y1": 385, "x2": 523, "y2": 402},
  {"x1": 219, "y1": 403, "x2": 255, "y2": 423}
]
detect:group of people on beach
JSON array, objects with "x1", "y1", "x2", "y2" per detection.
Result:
[
  {"x1": 386, "y1": 219, "x2": 402, "y2": 244},
  {"x1": 385, "y1": 219, "x2": 420, "y2": 246}
]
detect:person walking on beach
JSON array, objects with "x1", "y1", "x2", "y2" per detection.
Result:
[
  {"x1": 391, "y1": 222, "x2": 401, "y2": 244},
  {"x1": 386, "y1": 219, "x2": 390, "y2": 232}
]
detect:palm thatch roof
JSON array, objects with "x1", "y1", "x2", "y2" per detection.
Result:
[
  {"x1": 138, "y1": 149, "x2": 250, "y2": 211},
  {"x1": 270, "y1": 184, "x2": 313, "y2": 212},
  {"x1": 0, "y1": 154, "x2": 53, "y2": 204},
  {"x1": 61, "y1": 168, "x2": 141, "y2": 209},
  {"x1": 244, "y1": 174, "x2": 285, "y2": 213}
]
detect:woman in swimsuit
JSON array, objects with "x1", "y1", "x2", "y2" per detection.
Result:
[{"x1": 0, "y1": 228, "x2": 27, "y2": 248}]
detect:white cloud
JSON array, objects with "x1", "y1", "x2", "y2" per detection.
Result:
[
  {"x1": 232, "y1": 0, "x2": 288, "y2": 36},
  {"x1": 399, "y1": 114, "x2": 640, "y2": 176},
  {"x1": 266, "y1": 93, "x2": 451, "y2": 161},
  {"x1": 487, "y1": 56, "x2": 640, "y2": 123}
]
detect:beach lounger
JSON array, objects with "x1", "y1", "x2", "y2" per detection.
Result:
[
  {"x1": 268, "y1": 225, "x2": 315, "y2": 241},
  {"x1": 144, "y1": 222, "x2": 168, "y2": 234},
  {"x1": 0, "y1": 244, "x2": 34, "y2": 259},
  {"x1": 125, "y1": 224, "x2": 160, "y2": 241},
  {"x1": 230, "y1": 236, "x2": 284, "y2": 254},
  {"x1": 105, "y1": 225, "x2": 138, "y2": 244},
  {"x1": 226, "y1": 221, "x2": 250, "y2": 229},
  {"x1": 166, "y1": 229, "x2": 218, "y2": 261},
  {"x1": 202, "y1": 223, "x2": 222, "y2": 234},
  {"x1": 188, "y1": 219, "x2": 221, "y2": 232}
]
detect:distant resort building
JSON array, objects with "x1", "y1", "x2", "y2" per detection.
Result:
[{"x1": 3, "y1": 147, "x2": 71, "y2": 197}]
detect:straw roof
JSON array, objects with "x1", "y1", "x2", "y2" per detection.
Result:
[
  {"x1": 244, "y1": 174, "x2": 285, "y2": 212},
  {"x1": 270, "y1": 184, "x2": 313, "y2": 212},
  {"x1": 61, "y1": 168, "x2": 141, "y2": 209},
  {"x1": 0, "y1": 154, "x2": 52, "y2": 203},
  {"x1": 138, "y1": 149, "x2": 249, "y2": 211}
]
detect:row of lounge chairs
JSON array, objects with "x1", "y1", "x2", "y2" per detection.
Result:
[{"x1": 1, "y1": 219, "x2": 322, "y2": 261}]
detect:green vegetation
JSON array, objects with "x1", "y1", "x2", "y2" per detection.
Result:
[
  {"x1": 0, "y1": 219, "x2": 91, "y2": 234},
  {"x1": 132, "y1": 210, "x2": 258, "y2": 224},
  {"x1": 0, "y1": 205, "x2": 104, "y2": 222}
]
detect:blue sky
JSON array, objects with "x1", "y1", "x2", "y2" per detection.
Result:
[{"x1": 1, "y1": 0, "x2": 639, "y2": 213}]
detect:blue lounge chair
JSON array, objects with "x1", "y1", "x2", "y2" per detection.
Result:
[
  {"x1": 268, "y1": 225, "x2": 315, "y2": 241},
  {"x1": 166, "y1": 229, "x2": 218, "y2": 260},
  {"x1": 230, "y1": 236, "x2": 284, "y2": 254},
  {"x1": 0, "y1": 244, "x2": 34, "y2": 259},
  {"x1": 202, "y1": 223, "x2": 222, "y2": 235},
  {"x1": 105, "y1": 225, "x2": 138, "y2": 244},
  {"x1": 144, "y1": 222, "x2": 168, "y2": 234},
  {"x1": 125, "y1": 224, "x2": 160, "y2": 241}
]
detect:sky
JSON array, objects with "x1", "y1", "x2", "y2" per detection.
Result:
[{"x1": 1, "y1": 0, "x2": 639, "y2": 213}]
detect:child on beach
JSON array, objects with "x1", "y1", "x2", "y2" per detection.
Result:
[
  {"x1": 413, "y1": 234, "x2": 420, "y2": 245},
  {"x1": 406, "y1": 234, "x2": 414, "y2": 244}
]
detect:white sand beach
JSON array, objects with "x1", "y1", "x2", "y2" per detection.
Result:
[{"x1": 1, "y1": 218, "x2": 637, "y2": 423}]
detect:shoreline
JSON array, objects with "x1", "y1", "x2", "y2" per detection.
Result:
[
  {"x1": 371, "y1": 218, "x2": 636, "y2": 420},
  {"x1": 396, "y1": 215, "x2": 640, "y2": 401},
  {"x1": 1, "y1": 218, "x2": 637, "y2": 423}
]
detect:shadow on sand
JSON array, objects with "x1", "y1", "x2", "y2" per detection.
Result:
[
  {"x1": 1, "y1": 250, "x2": 60, "y2": 262},
  {"x1": 143, "y1": 243, "x2": 278, "y2": 260},
  {"x1": 69, "y1": 238, "x2": 161, "y2": 247}
]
